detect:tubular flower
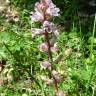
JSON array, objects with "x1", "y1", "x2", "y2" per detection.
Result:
[
  {"x1": 43, "y1": 21, "x2": 54, "y2": 32},
  {"x1": 30, "y1": 11, "x2": 44, "y2": 22},
  {"x1": 41, "y1": 61, "x2": 51, "y2": 70},
  {"x1": 43, "y1": 21, "x2": 59, "y2": 36},
  {"x1": 44, "y1": 0, "x2": 60, "y2": 17},
  {"x1": 38, "y1": 43, "x2": 48, "y2": 52},
  {"x1": 46, "y1": 4, "x2": 60, "y2": 17},
  {"x1": 35, "y1": 2, "x2": 46, "y2": 12},
  {"x1": 31, "y1": 28, "x2": 45, "y2": 37}
]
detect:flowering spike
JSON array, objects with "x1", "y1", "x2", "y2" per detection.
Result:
[{"x1": 30, "y1": 0, "x2": 62, "y2": 95}]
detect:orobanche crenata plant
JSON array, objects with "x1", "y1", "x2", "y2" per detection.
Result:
[{"x1": 30, "y1": 0, "x2": 65, "y2": 96}]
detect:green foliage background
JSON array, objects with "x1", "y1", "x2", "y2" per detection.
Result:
[{"x1": 0, "y1": 0, "x2": 96, "y2": 96}]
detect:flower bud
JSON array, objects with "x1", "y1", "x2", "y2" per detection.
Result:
[
  {"x1": 41, "y1": 61, "x2": 51, "y2": 70},
  {"x1": 38, "y1": 43, "x2": 48, "y2": 52}
]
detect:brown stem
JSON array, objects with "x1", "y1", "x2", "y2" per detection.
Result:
[
  {"x1": 44, "y1": 30, "x2": 53, "y2": 63},
  {"x1": 54, "y1": 78, "x2": 58, "y2": 93},
  {"x1": 44, "y1": 30, "x2": 58, "y2": 94}
]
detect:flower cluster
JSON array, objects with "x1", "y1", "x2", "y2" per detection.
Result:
[
  {"x1": 31, "y1": 0, "x2": 64, "y2": 95},
  {"x1": 31, "y1": 0, "x2": 60, "y2": 53},
  {"x1": 30, "y1": 0, "x2": 60, "y2": 23}
]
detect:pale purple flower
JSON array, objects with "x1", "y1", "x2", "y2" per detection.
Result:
[
  {"x1": 43, "y1": 21, "x2": 52, "y2": 27},
  {"x1": 45, "y1": 2, "x2": 60, "y2": 17},
  {"x1": 30, "y1": 1, "x2": 45, "y2": 22},
  {"x1": 43, "y1": 0, "x2": 60, "y2": 17},
  {"x1": 41, "y1": 61, "x2": 51, "y2": 70},
  {"x1": 43, "y1": 21, "x2": 54, "y2": 32},
  {"x1": 31, "y1": 1, "x2": 45, "y2": 23},
  {"x1": 31, "y1": 28, "x2": 45, "y2": 37},
  {"x1": 30, "y1": 0, "x2": 60, "y2": 23},
  {"x1": 38, "y1": 43, "x2": 48, "y2": 52},
  {"x1": 30, "y1": 11, "x2": 44, "y2": 22},
  {"x1": 35, "y1": 2, "x2": 46, "y2": 12},
  {"x1": 35, "y1": 2, "x2": 42, "y2": 12},
  {"x1": 43, "y1": 21, "x2": 59, "y2": 36}
]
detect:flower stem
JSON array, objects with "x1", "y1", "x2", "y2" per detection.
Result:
[
  {"x1": 44, "y1": 30, "x2": 58, "y2": 94},
  {"x1": 44, "y1": 30, "x2": 53, "y2": 64}
]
